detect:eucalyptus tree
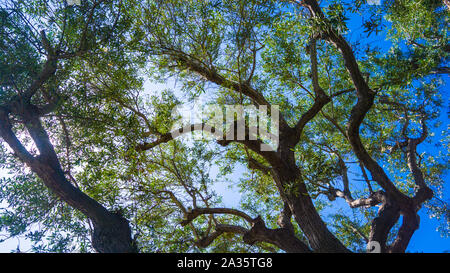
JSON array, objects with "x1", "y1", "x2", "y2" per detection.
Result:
[{"x1": 0, "y1": 0, "x2": 448, "y2": 253}]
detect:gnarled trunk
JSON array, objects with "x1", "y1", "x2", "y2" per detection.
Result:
[{"x1": 272, "y1": 160, "x2": 349, "y2": 253}]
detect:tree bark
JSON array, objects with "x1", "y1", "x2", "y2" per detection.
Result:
[
  {"x1": 272, "y1": 161, "x2": 350, "y2": 253},
  {"x1": 368, "y1": 199, "x2": 400, "y2": 253},
  {"x1": 0, "y1": 104, "x2": 136, "y2": 253}
]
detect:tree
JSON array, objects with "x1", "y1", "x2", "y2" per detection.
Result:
[
  {"x1": 0, "y1": 0, "x2": 137, "y2": 252},
  {"x1": 0, "y1": 0, "x2": 448, "y2": 253}
]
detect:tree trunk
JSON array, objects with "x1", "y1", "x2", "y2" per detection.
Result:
[
  {"x1": 29, "y1": 158, "x2": 136, "y2": 253},
  {"x1": 0, "y1": 107, "x2": 136, "y2": 253},
  {"x1": 368, "y1": 200, "x2": 400, "y2": 253}
]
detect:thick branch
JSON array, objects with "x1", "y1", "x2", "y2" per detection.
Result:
[
  {"x1": 242, "y1": 216, "x2": 311, "y2": 253},
  {"x1": 388, "y1": 212, "x2": 419, "y2": 253},
  {"x1": 138, "y1": 122, "x2": 280, "y2": 166},
  {"x1": 181, "y1": 207, "x2": 254, "y2": 226},
  {"x1": 406, "y1": 119, "x2": 433, "y2": 205},
  {"x1": 0, "y1": 106, "x2": 134, "y2": 253},
  {"x1": 298, "y1": 0, "x2": 410, "y2": 206},
  {"x1": 277, "y1": 202, "x2": 295, "y2": 232},
  {"x1": 369, "y1": 200, "x2": 400, "y2": 253},
  {"x1": 387, "y1": 120, "x2": 432, "y2": 252},
  {"x1": 22, "y1": 32, "x2": 57, "y2": 102},
  {"x1": 291, "y1": 38, "x2": 331, "y2": 144},
  {"x1": 0, "y1": 109, "x2": 35, "y2": 163},
  {"x1": 194, "y1": 224, "x2": 248, "y2": 248},
  {"x1": 182, "y1": 207, "x2": 311, "y2": 252}
]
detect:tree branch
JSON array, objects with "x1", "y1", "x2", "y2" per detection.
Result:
[
  {"x1": 277, "y1": 202, "x2": 294, "y2": 232},
  {"x1": 137, "y1": 121, "x2": 281, "y2": 166},
  {"x1": 297, "y1": 0, "x2": 410, "y2": 205},
  {"x1": 247, "y1": 157, "x2": 272, "y2": 174},
  {"x1": 242, "y1": 216, "x2": 311, "y2": 253},
  {"x1": 158, "y1": 48, "x2": 291, "y2": 132},
  {"x1": 182, "y1": 207, "x2": 311, "y2": 252},
  {"x1": 22, "y1": 31, "x2": 57, "y2": 102},
  {"x1": 0, "y1": 108, "x2": 36, "y2": 163},
  {"x1": 331, "y1": 189, "x2": 385, "y2": 208},
  {"x1": 291, "y1": 38, "x2": 330, "y2": 144},
  {"x1": 194, "y1": 224, "x2": 248, "y2": 248},
  {"x1": 369, "y1": 200, "x2": 400, "y2": 253},
  {"x1": 181, "y1": 207, "x2": 254, "y2": 226}
]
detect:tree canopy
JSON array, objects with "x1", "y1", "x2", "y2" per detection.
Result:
[{"x1": 0, "y1": 0, "x2": 448, "y2": 253}]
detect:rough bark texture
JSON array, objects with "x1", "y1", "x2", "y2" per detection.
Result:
[
  {"x1": 135, "y1": 0, "x2": 437, "y2": 252},
  {"x1": 91, "y1": 213, "x2": 135, "y2": 253}
]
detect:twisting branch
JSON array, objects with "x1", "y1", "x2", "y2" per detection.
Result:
[
  {"x1": 22, "y1": 31, "x2": 57, "y2": 102},
  {"x1": 277, "y1": 202, "x2": 295, "y2": 232},
  {"x1": 181, "y1": 207, "x2": 254, "y2": 226},
  {"x1": 294, "y1": 1, "x2": 424, "y2": 253},
  {"x1": 154, "y1": 47, "x2": 291, "y2": 132},
  {"x1": 0, "y1": 3, "x2": 136, "y2": 251},
  {"x1": 183, "y1": 208, "x2": 311, "y2": 253},
  {"x1": 290, "y1": 38, "x2": 330, "y2": 145},
  {"x1": 194, "y1": 224, "x2": 249, "y2": 248},
  {"x1": 0, "y1": 108, "x2": 36, "y2": 163},
  {"x1": 1, "y1": 102, "x2": 135, "y2": 252},
  {"x1": 170, "y1": 50, "x2": 267, "y2": 105},
  {"x1": 406, "y1": 118, "x2": 433, "y2": 205},
  {"x1": 359, "y1": 162, "x2": 373, "y2": 194},
  {"x1": 297, "y1": 0, "x2": 409, "y2": 205},
  {"x1": 22, "y1": 0, "x2": 102, "y2": 102},
  {"x1": 369, "y1": 198, "x2": 400, "y2": 253},
  {"x1": 137, "y1": 121, "x2": 281, "y2": 166},
  {"x1": 376, "y1": 99, "x2": 431, "y2": 203}
]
